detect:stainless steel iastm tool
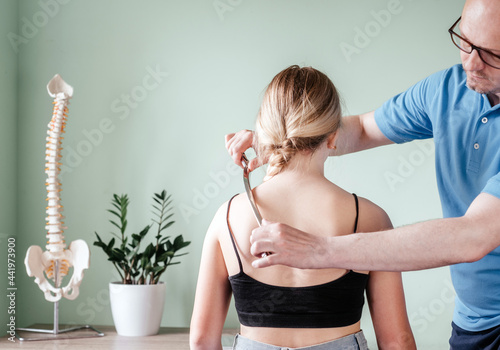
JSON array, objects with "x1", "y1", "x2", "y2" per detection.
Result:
[
  {"x1": 242, "y1": 153, "x2": 263, "y2": 225},
  {"x1": 241, "y1": 153, "x2": 269, "y2": 258}
]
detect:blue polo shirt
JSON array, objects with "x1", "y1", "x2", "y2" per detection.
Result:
[{"x1": 374, "y1": 64, "x2": 500, "y2": 332}]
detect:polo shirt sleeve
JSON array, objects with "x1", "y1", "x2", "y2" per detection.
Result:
[
  {"x1": 374, "y1": 70, "x2": 444, "y2": 144},
  {"x1": 483, "y1": 173, "x2": 500, "y2": 199}
]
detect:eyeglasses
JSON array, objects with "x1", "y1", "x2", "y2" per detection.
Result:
[{"x1": 448, "y1": 16, "x2": 500, "y2": 69}]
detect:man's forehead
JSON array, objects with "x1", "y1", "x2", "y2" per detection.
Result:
[{"x1": 460, "y1": 9, "x2": 500, "y2": 52}]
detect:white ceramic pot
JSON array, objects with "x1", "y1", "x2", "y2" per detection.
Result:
[{"x1": 109, "y1": 282, "x2": 166, "y2": 336}]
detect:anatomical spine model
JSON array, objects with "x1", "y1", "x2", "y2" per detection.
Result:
[{"x1": 25, "y1": 74, "x2": 90, "y2": 302}]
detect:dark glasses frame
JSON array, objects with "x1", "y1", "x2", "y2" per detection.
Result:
[{"x1": 448, "y1": 16, "x2": 500, "y2": 69}]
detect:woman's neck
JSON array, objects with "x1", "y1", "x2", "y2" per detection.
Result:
[{"x1": 266, "y1": 149, "x2": 327, "y2": 181}]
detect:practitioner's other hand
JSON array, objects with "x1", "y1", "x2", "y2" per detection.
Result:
[
  {"x1": 225, "y1": 130, "x2": 262, "y2": 171},
  {"x1": 250, "y1": 219, "x2": 330, "y2": 269}
]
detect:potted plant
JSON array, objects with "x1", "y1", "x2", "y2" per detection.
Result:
[{"x1": 93, "y1": 190, "x2": 190, "y2": 336}]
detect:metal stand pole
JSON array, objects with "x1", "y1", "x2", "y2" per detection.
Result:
[
  {"x1": 15, "y1": 261, "x2": 103, "y2": 341},
  {"x1": 54, "y1": 301, "x2": 59, "y2": 335}
]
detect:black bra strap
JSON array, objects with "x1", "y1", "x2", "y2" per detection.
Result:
[
  {"x1": 226, "y1": 194, "x2": 243, "y2": 273},
  {"x1": 353, "y1": 193, "x2": 359, "y2": 233}
]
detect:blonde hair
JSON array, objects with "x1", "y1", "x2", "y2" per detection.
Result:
[{"x1": 256, "y1": 65, "x2": 342, "y2": 178}]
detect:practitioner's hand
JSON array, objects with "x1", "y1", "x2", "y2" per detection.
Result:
[
  {"x1": 250, "y1": 219, "x2": 330, "y2": 269},
  {"x1": 225, "y1": 130, "x2": 262, "y2": 171}
]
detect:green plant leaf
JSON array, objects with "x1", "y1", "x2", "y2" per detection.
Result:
[
  {"x1": 139, "y1": 225, "x2": 150, "y2": 237},
  {"x1": 142, "y1": 256, "x2": 153, "y2": 271},
  {"x1": 173, "y1": 235, "x2": 185, "y2": 248},
  {"x1": 156, "y1": 245, "x2": 165, "y2": 255},
  {"x1": 106, "y1": 237, "x2": 115, "y2": 250},
  {"x1": 166, "y1": 240, "x2": 173, "y2": 251},
  {"x1": 160, "y1": 236, "x2": 171, "y2": 243},
  {"x1": 109, "y1": 220, "x2": 121, "y2": 232},
  {"x1": 153, "y1": 265, "x2": 164, "y2": 273},
  {"x1": 93, "y1": 240, "x2": 106, "y2": 249},
  {"x1": 126, "y1": 243, "x2": 141, "y2": 261},
  {"x1": 107, "y1": 209, "x2": 121, "y2": 218},
  {"x1": 159, "y1": 251, "x2": 174, "y2": 261},
  {"x1": 110, "y1": 248, "x2": 125, "y2": 261},
  {"x1": 179, "y1": 241, "x2": 191, "y2": 249},
  {"x1": 144, "y1": 243, "x2": 155, "y2": 258},
  {"x1": 94, "y1": 232, "x2": 104, "y2": 243},
  {"x1": 160, "y1": 221, "x2": 175, "y2": 232},
  {"x1": 111, "y1": 202, "x2": 121, "y2": 212}
]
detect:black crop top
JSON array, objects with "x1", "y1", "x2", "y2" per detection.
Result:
[{"x1": 227, "y1": 193, "x2": 369, "y2": 328}]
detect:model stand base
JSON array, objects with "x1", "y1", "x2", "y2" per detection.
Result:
[{"x1": 15, "y1": 302, "x2": 104, "y2": 341}]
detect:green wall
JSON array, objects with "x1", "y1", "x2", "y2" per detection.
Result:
[
  {"x1": 1, "y1": 0, "x2": 18, "y2": 342},
  {"x1": 3, "y1": 0, "x2": 464, "y2": 348}
]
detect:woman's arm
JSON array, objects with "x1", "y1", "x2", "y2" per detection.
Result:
[
  {"x1": 367, "y1": 271, "x2": 416, "y2": 349},
  {"x1": 190, "y1": 206, "x2": 233, "y2": 350},
  {"x1": 356, "y1": 198, "x2": 415, "y2": 349}
]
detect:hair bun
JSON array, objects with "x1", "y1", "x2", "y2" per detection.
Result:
[{"x1": 266, "y1": 139, "x2": 297, "y2": 177}]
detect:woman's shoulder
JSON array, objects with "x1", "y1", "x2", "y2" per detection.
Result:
[
  {"x1": 355, "y1": 195, "x2": 393, "y2": 233},
  {"x1": 208, "y1": 193, "x2": 255, "y2": 239},
  {"x1": 205, "y1": 196, "x2": 236, "y2": 241},
  {"x1": 212, "y1": 193, "x2": 246, "y2": 219}
]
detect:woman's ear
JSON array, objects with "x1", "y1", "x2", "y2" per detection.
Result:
[{"x1": 326, "y1": 132, "x2": 338, "y2": 150}]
